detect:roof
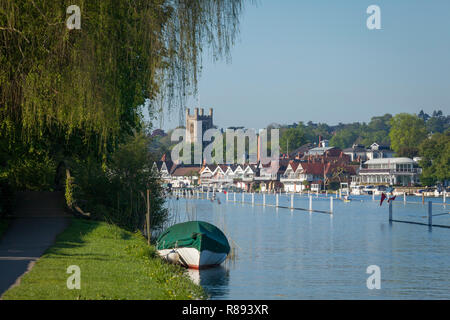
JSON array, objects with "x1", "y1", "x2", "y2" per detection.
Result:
[
  {"x1": 308, "y1": 147, "x2": 334, "y2": 153},
  {"x1": 289, "y1": 143, "x2": 314, "y2": 157},
  {"x1": 299, "y1": 162, "x2": 327, "y2": 176},
  {"x1": 364, "y1": 157, "x2": 415, "y2": 165},
  {"x1": 343, "y1": 147, "x2": 366, "y2": 152},
  {"x1": 155, "y1": 160, "x2": 174, "y2": 172},
  {"x1": 171, "y1": 165, "x2": 202, "y2": 176}
]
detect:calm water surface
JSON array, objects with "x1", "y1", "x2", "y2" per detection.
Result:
[{"x1": 167, "y1": 194, "x2": 450, "y2": 299}]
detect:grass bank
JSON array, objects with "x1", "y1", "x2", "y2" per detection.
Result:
[{"x1": 2, "y1": 218, "x2": 205, "y2": 300}]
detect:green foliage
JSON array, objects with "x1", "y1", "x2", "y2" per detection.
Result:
[
  {"x1": 389, "y1": 113, "x2": 427, "y2": 156},
  {"x1": 6, "y1": 151, "x2": 56, "y2": 191},
  {"x1": 0, "y1": 0, "x2": 245, "y2": 152},
  {"x1": 280, "y1": 126, "x2": 307, "y2": 154},
  {"x1": 65, "y1": 175, "x2": 75, "y2": 208},
  {"x1": 419, "y1": 110, "x2": 450, "y2": 133},
  {"x1": 69, "y1": 131, "x2": 168, "y2": 232},
  {"x1": 280, "y1": 115, "x2": 392, "y2": 151},
  {"x1": 327, "y1": 181, "x2": 340, "y2": 191},
  {"x1": 329, "y1": 126, "x2": 361, "y2": 149},
  {"x1": 419, "y1": 131, "x2": 450, "y2": 185}
]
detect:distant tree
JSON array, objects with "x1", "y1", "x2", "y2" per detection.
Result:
[
  {"x1": 389, "y1": 114, "x2": 427, "y2": 157},
  {"x1": 426, "y1": 110, "x2": 449, "y2": 133},
  {"x1": 280, "y1": 126, "x2": 307, "y2": 154},
  {"x1": 368, "y1": 114, "x2": 392, "y2": 132},
  {"x1": 329, "y1": 128, "x2": 359, "y2": 149},
  {"x1": 419, "y1": 131, "x2": 450, "y2": 186},
  {"x1": 418, "y1": 110, "x2": 430, "y2": 122}
]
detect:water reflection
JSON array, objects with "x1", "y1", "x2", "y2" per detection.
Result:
[{"x1": 187, "y1": 266, "x2": 230, "y2": 299}]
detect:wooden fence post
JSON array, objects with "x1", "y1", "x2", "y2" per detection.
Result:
[
  {"x1": 389, "y1": 201, "x2": 392, "y2": 222},
  {"x1": 428, "y1": 201, "x2": 432, "y2": 227},
  {"x1": 330, "y1": 197, "x2": 333, "y2": 214}
]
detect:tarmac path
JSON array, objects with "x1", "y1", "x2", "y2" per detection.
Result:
[{"x1": 0, "y1": 192, "x2": 71, "y2": 297}]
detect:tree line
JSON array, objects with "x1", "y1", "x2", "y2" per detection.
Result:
[{"x1": 278, "y1": 110, "x2": 449, "y2": 185}]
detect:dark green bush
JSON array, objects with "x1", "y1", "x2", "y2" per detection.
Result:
[{"x1": 68, "y1": 132, "x2": 168, "y2": 233}]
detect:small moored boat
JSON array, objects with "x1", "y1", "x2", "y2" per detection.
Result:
[{"x1": 156, "y1": 221, "x2": 230, "y2": 269}]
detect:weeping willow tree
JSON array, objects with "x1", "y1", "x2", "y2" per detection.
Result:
[{"x1": 0, "y1": 0, "x2": 246, "y2": 152}]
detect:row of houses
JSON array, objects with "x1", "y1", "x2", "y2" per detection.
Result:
[
  {"x1": 153, "y1": 140, "x2": 422, "y2": 192},
  {"x1": 153, "y1": 157, "x2": 355, "y2": 192}
]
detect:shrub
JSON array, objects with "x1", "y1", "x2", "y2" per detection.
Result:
[{"x1": 68, "y1": 132, "x2": 168, "y2": 233}]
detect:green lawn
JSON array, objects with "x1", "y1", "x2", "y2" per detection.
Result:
[{"x1": 2, "y1": 218, "x2": 205, "y2": 300}]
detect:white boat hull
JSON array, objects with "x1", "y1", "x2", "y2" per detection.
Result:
[{"x1": 158, "y1": 247, "x2": 228, "y2": 269}]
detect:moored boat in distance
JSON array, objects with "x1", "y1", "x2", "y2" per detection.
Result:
[{"x1": 156, "y1": 221, "x2": 230, "y2": 269}]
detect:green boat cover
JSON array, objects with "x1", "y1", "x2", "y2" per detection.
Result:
[{"x1": 156, "y1": 221, "x2": 230, "y2": 254}]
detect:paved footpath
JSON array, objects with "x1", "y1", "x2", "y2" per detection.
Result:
[{"x1": 0, "y1": 192, "x2": 71, "y2": 297}]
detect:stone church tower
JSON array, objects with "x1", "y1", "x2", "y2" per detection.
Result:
[{"x1": 185, "y1": 108, "x2": 214, "y2": 144}]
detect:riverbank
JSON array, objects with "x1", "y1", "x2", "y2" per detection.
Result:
[{"x1": 1, "y1": 218, "x2": 205, "y2": 300}]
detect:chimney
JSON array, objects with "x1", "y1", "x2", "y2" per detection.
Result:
[
  {"x1": 257, "y1": 130, "x2": 262, "y2": 163},
  {"x1": 186, "y1": 108, "x2": 190, "y2": 117},
  {"x1": 200, "y1": 108, "x2": 204, "y2": 116},
  {"x1": 209, "y1": 108, "x2": 213, "y2": 117},
  {"x1": 194, "y1": 108, "x2": 199, "y2": 117}
]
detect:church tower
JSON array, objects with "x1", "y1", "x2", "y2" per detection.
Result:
[{"x1": 185, "y1": 108, "x2": 214, "y2": 144}]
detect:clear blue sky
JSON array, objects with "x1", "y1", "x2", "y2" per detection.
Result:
[{"x1": 154, "y1": 0, "x2": 450, "y2": 131}]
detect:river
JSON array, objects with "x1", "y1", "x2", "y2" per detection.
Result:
[{"x1": 167, "y1": 193, "x2": 450, "y2": 299}]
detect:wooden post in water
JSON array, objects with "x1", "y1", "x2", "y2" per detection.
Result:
[
  {"x1": 428, "y1": 201, "x2": 432, "y2": 227},
  {"x1": 290, "y1": 194, "x2": 294, "y2": 209},
  {"x1": 226, "y1": 192, "x2": 229, "y2": 202},
  {"x1": 146, "y1": 189, "x2": 150, "y2": 246},
  {"x1": 242, "y1": 192, "x2": 244, "y2": 203},
  {"x1": 330, "y1": 196, "x2": 333, "y2": 213},
  {"x1": 309, "y1": 195, "x2": 312, "y2": 211},
  {"x1": 263, "y1": 193, "x2": 266, "y2": 206},
  {"x1": 339, "y1": 189, "x2": 342, "y2": 198},
  {"x1": 276, "y1": 194, "x2": 279, "y2": 207},
  {"x1": 372, "y1": 192, "x2": 375, "y2": 201},
  {"x1": 404, "y1": 192, "x2": 406, "y2": 204},
  {"x1": 389, "y1": 201, "x2": 392, "y2": 222},
  {"x1": 207, "y1": 190, "x2": 209, "y2": 200},
  {"x1": 234, "y1": 192, "x2": 236, "y2": 202},
  {"x1": 422, "y1": 193, "x2": 425, "y2": 204},
  {"x1": 444, "y1": 191, "x2": 446, "y2": 204},
  {"x1": 252, "y1": 192, "x2": 255, "y2": 205}
]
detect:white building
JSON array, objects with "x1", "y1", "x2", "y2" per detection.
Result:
[
  {"x1": 343, "y1": 142, "x2": 395, "y2": 162},
  {"x1": 353, "y1": 158, "x2": 421, "y2": 186}
]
